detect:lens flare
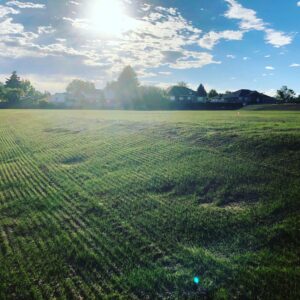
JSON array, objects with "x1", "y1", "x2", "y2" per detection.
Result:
[{"x1": 87, "y1": 0, "x2": 137, "y2": 36}]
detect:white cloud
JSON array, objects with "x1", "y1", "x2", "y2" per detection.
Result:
[
  {"x1": 69, "y1": 1, "x2": 80, "y2": 6},
  {"x1": 198, "y1": 30, "x2": 243, "y2": 49},
  {"x1": 0, "y1": 18, "x2": 23, "y2": 34},
  {"x1": 225, "y1": 0, "x2": 293, "y2": 48},
  {"x1": 226, "y1": 54, "x2": 236, "y2": 59},
  {"x1": 225, "y1": 0, "x2": 265, "y2": 30},
  {"x1": 262, "y1": 73, "x2": 274, "y2": 77},
  {"x1": 265, "y1": 29, "x2": 293, "y2": 48},
  {"x1": 168, "y1": 51, "x2": 220, "y2": 69},
  {"x1": 151, "y1": 81, "x2": 175, "y2": 89},
  {"x1": 290, "y1": 63, "x2": 300, "y2": 67},
  {"x1": 265, "y1": 54, "x2": 271, "y2": 58},
  {"x1": 265, "y1": 66, "x2": 275, "y2": 70},
  {"x1": 263, "y1": 89, "x2": 276, "y2": 97},
  {"x1": 38, "y1": 26, "x2": 55, "y2": 34},
  {"x1": 297, "y1": 1, "x2": 300, "y2": 7},
  {"x1": 22, "y1": 74, "x2": 74, "y2": 93},
  {"x1": 243, "y1": 56, "x2": 249, "y2": 60},
  {"x1": 63, "y1": 17, "x2": 90, "y2": 30},
  {"x1": 6, "y1": 1, "x2": 45, "y2": 9},
  {"x1": 0, "y1": 4, "x2": 19, "y2": 17},
  {"x1": 9, "y1": 4, "x2": 216, "y2": 82},
  {"x1": 158, "y1": 71, "x2": 171, "y2": 75},
  {"x1": 138, "y1": 71, "x2": 157, "y2": 78}
]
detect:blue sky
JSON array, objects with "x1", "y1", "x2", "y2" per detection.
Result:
[{"x1": 0, "y1": 0, "x2": 299, "y2": 95}]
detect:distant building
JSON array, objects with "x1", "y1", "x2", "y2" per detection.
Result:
[
  {"x1": 196, "y1": 84, "x2": 208, "y2": 102},
  {"x1": 167, "y1": 84, "x2": 209, "y2": 102},
  {"x1": 210, "y1": 96, "x2": 225, "y2": 103},
  {"x1": 167, "y1": 86, "x2": 197, "y2": 102},
  {"x1": 49, "y1": 93, "x2": 67, "y2": 104},
  {"x1": 221, "y1": 89, "x2": 276, "y2": 105}
]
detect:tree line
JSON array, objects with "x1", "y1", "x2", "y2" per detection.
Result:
[
  {"x1": 0, "y1": 72, "x2": 47, "y2": 106},
  {"x1": 66, "y1": 66, "x2": 169, "y2": 109},
  {"x1": 1, "y1": 68, "x2": 300, "y2": 109},
  {"x1": 65, "y1": 66, "x2": 300, "y2": 108}
]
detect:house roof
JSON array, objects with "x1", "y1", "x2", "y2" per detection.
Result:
[
  {"x1": 167, "y1": 86, "x2": 197, "y2": 97},
  {"x1": 223, "y1": 89, "x2": 276, "y2": 102},
  {"x1": 223, "y1": 89, "x2": 252, "y2": 99}
]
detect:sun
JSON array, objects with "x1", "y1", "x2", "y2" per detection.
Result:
[{"x1": 87, "y1": 0, "x2": 136, "y2": 36}]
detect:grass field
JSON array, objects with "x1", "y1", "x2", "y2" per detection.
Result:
[{"x1": 0, "y1": 109, "x2": 299, "y2": 299}]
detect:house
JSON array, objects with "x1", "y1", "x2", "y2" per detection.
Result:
[
  {"x1": 167, "y1": 86, "x2": 197, "y2": 102},
  {"x1": 196, "y1": 84, "x2": 208, "y2": 102},
  {"x1": 49, "y1": 93, "x2": 67, "y2": 104},
  {"x1": 221, "y1": 89, "x2": 276, "y2": 105},
  {"x1": 167, "y1": 83, "x2": 209, "y2": 102},
  {"x1": 210, "y1": 96, "x2": 225, "y2": 103}
]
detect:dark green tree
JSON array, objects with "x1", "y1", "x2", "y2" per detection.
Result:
[
  {"x1": 276, "y1": 86, "x2": 296, "y2": 103},
  {"x1": 0, "y1": 83, "x2": 5, "y2": 102},
  {"x1": 5, "y1": 88, "x2": 23, "y2": 104},
  {"x1": 139, "y1": 86, "x2": 168, "y2": 109},
  {"x1": 208, "y1": 89, "x2": 218, "y2": 99},
  {"x1": 196, "y1": 84, "x2": 207, "y2": 97},
  {"x1": 5, "y1": 71, "x2": 22, "y2": 89}
]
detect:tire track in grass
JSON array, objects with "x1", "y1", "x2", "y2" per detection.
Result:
[
  {"x1": 0, "y1": 127, "x2": 141, "y2": 298},
  {"x1": 0, "y1": 130, "x2": 75, "y2": 298},
  {"x1": 0, "y1": 128, "x2": 104, "y2": 298},
  {"x1": 10, "y1": 122, "x2": 177, "y2": 296},
  {"x1": 3, "y1": 116, "x2": 273, "y2": 298}
]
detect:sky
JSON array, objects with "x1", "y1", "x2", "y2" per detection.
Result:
[{"x1": 0, "y1": 0, "x2": 299, "y2": 95}]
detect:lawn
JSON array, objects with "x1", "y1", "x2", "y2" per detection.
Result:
[{"x1": 0, "y1": 109, "x2": 299, "y2": 299}]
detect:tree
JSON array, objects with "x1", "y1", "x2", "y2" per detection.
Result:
[
  {"x1": 66, "y1": 79, "x2": 96, "y2": 104},
  {"x1": 116, "y1": 66, "x2": 140, "y2": 108},
  {"x1": 139, "y1": 86, "x2": 168, "y2": 109},
  {"x1": 0, "y1": 83, "x2": 5, "y2": 102},
  {"x1": 5, "y1": 88, "x2": 23, "y2": 104},
  {"x1": 67, "y1": 79, "x2": 95, "y2": 95},
  {"x1": 196, "y1": 84, "x2": 207, "y2": 97},
  {"x1": 208, "y1": 89, "x2": 218, "y2": 99},
  {"x1": 20, "y1": 80, "x2": 36, "y2": 97},
  {"x1": 117, "y1": 66, "x2": 139, "y2": 88},
  {"x1": 5, "y1": 71, "x2": 22, "y2": 89},
  {"x1": 276, "y1": 86, "x2": 296, "y2": 103}
]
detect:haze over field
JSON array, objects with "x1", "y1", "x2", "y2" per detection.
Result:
[{"x1": 0, "y1": 0, "x2": 299, "y2": 94}]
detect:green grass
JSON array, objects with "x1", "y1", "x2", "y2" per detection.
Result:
[{"x1": 0, "y1": 109, "x2": 299, "y2": 299}]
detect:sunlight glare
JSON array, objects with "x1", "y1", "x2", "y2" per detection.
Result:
[{"x1": 88, "y1": 0, "x2": 136, "y2": 36}]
